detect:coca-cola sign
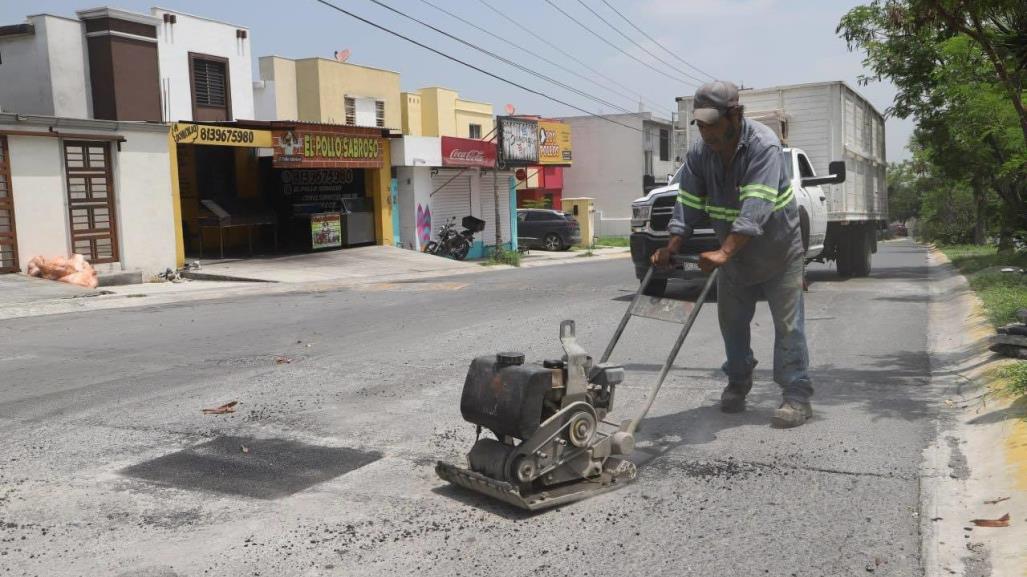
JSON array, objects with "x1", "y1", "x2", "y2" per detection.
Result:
[{"x1": 441, "y1": 136, "x2": 497, "y2": 168}]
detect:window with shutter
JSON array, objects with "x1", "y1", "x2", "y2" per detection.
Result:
[
  {"x1": 194, "y1": 60, "x2": 226, "y2": 106},
  {"x1": 189, "y1": 53, "x2": 231, "y2": 121},
  {"x1": 375, "y1": 100, "x2": 385, "y2": 128},
  {"x1": 345, "y1": 97, "x2": 356, "y2": 125}
]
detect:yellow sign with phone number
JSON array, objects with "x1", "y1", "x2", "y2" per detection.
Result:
[{"x1": 172, "y1": 123, "x2": 271, "y2": 147}]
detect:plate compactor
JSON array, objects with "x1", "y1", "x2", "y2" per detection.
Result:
[{"x1": 436, "y1": 256, "x2": 718, "y2": 510}]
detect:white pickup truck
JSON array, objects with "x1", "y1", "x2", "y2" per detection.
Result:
[
  {"x1": 629, "y1": 148, "x2": 843, "y2": 295},
  {"x1": 630, "y1": 81, "x2": 888, "y2": 295}
]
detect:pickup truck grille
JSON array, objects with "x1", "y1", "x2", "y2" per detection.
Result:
[
  {"x1": 650, "y1": 195, "x2": 676, "y2": 232},
  {"x1": 646, "y1": 194, "x2": 712, "y2": 233}
]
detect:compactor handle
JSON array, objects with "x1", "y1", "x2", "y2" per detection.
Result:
[{"x1": 671, "y1": 254, "x2": 700, "y2": 266}]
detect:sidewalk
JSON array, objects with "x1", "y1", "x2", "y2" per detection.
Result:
[
  {"x1": 920, "y1": 247, "x2": 1026, "y2": 577},
  {"x1": 0, "y1": 273, "x2": 102, "y2": 303},
  {"x1": 0, "y1": 245, "x2": 630, "y2": 320}
]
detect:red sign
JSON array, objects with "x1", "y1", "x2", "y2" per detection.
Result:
[
  {"x1": 273, "y1": 125, "x2": 384, "y2": 169},
  {"x1": 441, "y1": 136, "x2": 496, "y2": 168}
]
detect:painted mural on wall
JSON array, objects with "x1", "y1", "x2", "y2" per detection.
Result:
[{"x1": 416, "y1": 204, "x2": 432, "y2": 248}]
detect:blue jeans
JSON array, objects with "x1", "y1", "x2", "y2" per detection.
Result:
[{"x1": 717, "y1": 257, "x2": 813, "y2": 402}]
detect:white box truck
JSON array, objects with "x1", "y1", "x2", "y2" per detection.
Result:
[{"x1": 629, "y1": 81, "x2": 887, "y2": 291}]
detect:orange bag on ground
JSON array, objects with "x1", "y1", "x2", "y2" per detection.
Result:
[{"x1": 26, "y1": 254, "x2": 99, "y2": 289}]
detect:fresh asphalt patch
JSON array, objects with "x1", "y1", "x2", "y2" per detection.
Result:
[{"x1": 120, "y1": 436, "x2": 381, "y2": 499}]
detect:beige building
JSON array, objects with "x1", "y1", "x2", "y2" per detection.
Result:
[
  {"x1": 401, "y1": 87, "x2": 493, "y2": 138},
  {"x1": 254, "y1": 56, "x2": 402, "y2": 129}
]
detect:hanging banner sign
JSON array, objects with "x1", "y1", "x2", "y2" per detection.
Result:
[
  {"x1": 172, "y1": 123, "x2": 271, "y2": 147},
  {"x1": 440, "y1": 136, "x2": 497, "y2": 168},
  {"x1": 497, "y1": 116, "x2": 539, "y2": 165},
  {"x1": 273, "y1": 127, "x2": 384, "y2": 168},
  {"x1": 538, "y1": 120, "x2": 572, "y2": 165}
]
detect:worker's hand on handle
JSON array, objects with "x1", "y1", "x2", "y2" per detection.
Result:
[
  {"x1": 699, "y1": 233, "x2": 753, "y2": 273},
  {"x1": 698, "y1": 250, "x2": 729, "y2": 273},
  {"x1": 651, "y1": 247, "x2": 673, "y2": 269},
  {"x1": 651, "y1": 234, "x2": 686, "y2": 269}
]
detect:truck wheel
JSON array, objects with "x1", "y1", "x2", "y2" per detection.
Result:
[
  {"x1": 850, "y1": 227, "x2": 872, "y2": 277},
  {"x1": 835, "y1": 230, "x2": 853, "y2": 278},
  {"x1": 642, "y1": 278, "x2": 667, "y2": 297}
]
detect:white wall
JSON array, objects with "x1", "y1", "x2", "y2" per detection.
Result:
[
  {"x1": 644, "y1": 121, "x2": 676, "y2": 183},
  {"x1": 43, "y1": 16, "x2": 92, "y2": 118},
  {"x1": 6, "y1": 126, "x2": 176, "y2": 277},
  {"x1": 112, "y1": 129, "x2": 176, "y2": 276},
  {"x1": 0, "y1": 15, "x2": 92, "y2": 118},
  {"x1": 558, "y1": 114, "x2": 645, "y2": 219},
  {"x1": 0, "y1": 17, "x2": 56, "y2": 115},
  {"x1": 8, "y1": 136, "x2": 69, "y2": 264},
  {"x1": 390, "y1": 136, "x2": 442, "y2": 167},
  {"x1": 252, "y1": 80, "x2": 276, "y2": 120},
  {"x1": 395, "y1": 166, "x2": 432, "y2": 251},
  {"x1": 152, "y1": 8, "x2": 254, "y2": 121}
]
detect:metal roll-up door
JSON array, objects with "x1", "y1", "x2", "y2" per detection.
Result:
[
  {"x1": 429, "y1": 169, "x2": 472, "y2": 239},
  {"x1": 480, "y1": 171, "x2": 512, "y2": 246}
]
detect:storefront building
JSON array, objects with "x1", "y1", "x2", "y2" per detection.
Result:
[
  {"x1": 170, "y1": 120, "x2": 391, "y2": 260},
  {"x1": 391, "y1": 85, "x2": 516, "y2": 256},
  {"x1": 392, "y1": 136, "x2": 516, "y2": 257},
  {"x1": 0, "y1": 114, "x2": 176, "y2": 277}
]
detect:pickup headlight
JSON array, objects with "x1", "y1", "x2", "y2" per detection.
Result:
[{"x1": 632, "y1": 205, "x2": 651, "y2": 221}]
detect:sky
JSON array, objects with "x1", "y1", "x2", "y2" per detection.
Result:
[{"x1": 1, "y1": 0, "x2": 914, "y2": 160}]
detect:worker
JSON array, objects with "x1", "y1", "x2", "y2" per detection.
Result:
[{"x1": 652, "y1": 80, "x2": 812, "y2": 428}]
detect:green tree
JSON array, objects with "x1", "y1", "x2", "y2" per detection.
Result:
[
  {"x1": 886, "y1": 161, "x2": 921, "y2": 224},
  {"x1": 838, "y1": 0, "x2": 1027, "y2": 248}
]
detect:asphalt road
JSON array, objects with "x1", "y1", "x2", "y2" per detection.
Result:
[{"x1": 0, "y1": 239, "x2": 937, "y2": 577}]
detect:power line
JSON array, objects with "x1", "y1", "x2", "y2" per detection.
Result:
[
  {"x1": 542, "y1": 0, "x2": 699, "y2": 88},
  {"x1": 576, "y1": 0, "x2": 708, "y2": 84},
  {"x1": 598, "y1": 0, "x2": 716, "y2": 81},
  {"x1": 474, "y1": 0, "x2": 673, "y2": 116},
  {"x1": 310, "y1": 0, "x2": 643, "y2": 132},
  {"x1": 361, "y1": 0, "x2": 634, "y2": 118},
  {"x1": 417, "y1": 0, "x2": 639, "y2": 115}
]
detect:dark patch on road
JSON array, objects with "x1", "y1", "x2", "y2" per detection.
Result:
[
  {"x1": 121, "y1": 436, "x2": 381, "y2": 499},
  {"x1": 946, "y1": 436, "x2": 970, "y2": 480}
]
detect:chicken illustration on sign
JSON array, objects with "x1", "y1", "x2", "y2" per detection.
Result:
[{"x1": 538, "y1": 120, "x2": 572, "y2": 166}]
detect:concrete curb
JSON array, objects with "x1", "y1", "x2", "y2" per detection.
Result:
[{"x1": 920, "y1": 246, "x2": 1026, "y2": 577}]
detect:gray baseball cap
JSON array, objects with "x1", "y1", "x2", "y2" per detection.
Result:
[{"x1": 691, "y1": 80, "x2": 739, "y2": 125}]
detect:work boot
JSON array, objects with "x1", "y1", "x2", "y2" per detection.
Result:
[
  {"x1": 771, "y1": 400, "x2": 813, "y2": 429},
  {"x1": 720, "y1": 380, "x2": 751, "y2": 413}
]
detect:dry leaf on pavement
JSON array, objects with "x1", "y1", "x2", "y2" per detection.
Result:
[
  {"x1": 275, "y1": 356, "x2": 292, "y2": 365},
  {"x1": 970, "y1": 514, "x2": 1010, "y2": 528},
  {"x1": 984, "y1": 497, "x2": 1010, "y2": 505},
  {"x1": 202, "y1": 401, "x2": 238, "y2": 415}
]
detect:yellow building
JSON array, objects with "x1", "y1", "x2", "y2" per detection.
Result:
[
  {"x1": 253, "y1": 56, "x2": 399, "y2": 248},
  {"x1": 256, "y1": 56, "x2": 402, "y2": 130},
  {"x1": 400, "y1": 87, "x2": 494, "y2": 138}
]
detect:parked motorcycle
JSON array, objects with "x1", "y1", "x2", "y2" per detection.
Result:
[{"x1": 423, "y1": 216, "x2": 486, "y2": 261}]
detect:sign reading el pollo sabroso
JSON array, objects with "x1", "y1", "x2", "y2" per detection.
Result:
[{"x1": 273, "y1": 126, "x2": 384, "y2": 169}]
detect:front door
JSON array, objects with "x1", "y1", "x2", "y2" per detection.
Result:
[
  {"x1": 0, "y1": 136, "x2": 18, "y2": 272},
  {"x1": 64, "y1": 141, "x2": 119, "y2": 263}
]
